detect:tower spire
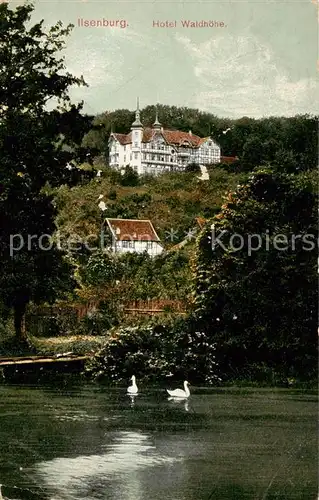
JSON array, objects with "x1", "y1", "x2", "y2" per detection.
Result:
[
  {"x1": 153, "y1": 104, "x2": 161, "y2": 130},
  {"x1": 131, "y1": 97, "x2": 143, "y2": 128}
]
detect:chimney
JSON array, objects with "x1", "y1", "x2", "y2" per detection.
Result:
[{"x1": 189, "y1": 130, "x2": 192, "y2": 136}]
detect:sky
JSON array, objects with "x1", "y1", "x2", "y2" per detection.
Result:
[{"x1": 8, "y1": 0, "x2": 319, "y2": 118}]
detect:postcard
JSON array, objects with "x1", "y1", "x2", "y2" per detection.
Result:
[{"x1": 0, "y1": 0, "x2": 317, "y2": 498}]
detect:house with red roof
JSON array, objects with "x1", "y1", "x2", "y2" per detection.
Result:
[
  {"x1": 108, "y1": 100, "x2": 221, "y2": 175},
  {"x1": 104, "y1": 218, "x2": 164, "y2": 256}
]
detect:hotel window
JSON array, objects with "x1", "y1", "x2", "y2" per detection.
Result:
[
  {"x1": 134, "y1": 153, "x2": 138, "y2": 159},
  {"x1": 124, "y1": 155, "x2": 126, "y2": 162},
  {"x1": 134, "y1": 142, "x2": 138, "y2": 148},
  {"x1": 124, "y1": 145, "x2": 126, "y2": 151},
  {"x1": 122, "y1": 241, "x2": 129, "y2": 248},
  {"x1": 146, "y1": 241, "x2": 153, "y2": 249}
]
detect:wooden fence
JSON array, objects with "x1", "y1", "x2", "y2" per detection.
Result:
[
  {"x1": 122, "y1": 299, "x2": 187, "y2": 316},
  {"x1": 27, "y1": 298, "x2": 186, "y2": 325},
  {"x1": 27, "y1": 301, "x2": 99, "y2": 322}
]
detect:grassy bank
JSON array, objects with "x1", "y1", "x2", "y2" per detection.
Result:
[{"x1": 0, "y1": 334, "x2": 106, "y2": 358}]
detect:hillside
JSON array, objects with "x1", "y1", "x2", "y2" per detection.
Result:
[{"x1": 52, "y1": 164, "x2": 247, "y2": 249}]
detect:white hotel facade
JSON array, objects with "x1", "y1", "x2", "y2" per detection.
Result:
[{"x1": 108, "y1": 102, "x2": 221, "y2": 176}]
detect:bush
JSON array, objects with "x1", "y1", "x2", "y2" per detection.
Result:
[
  {"x1": 0, "y1": 318, "x2": 12, "y2": 341},
  {"x1": 81, "y1": 252, "x2": 119, "y2": 286},
  {"x1": 77, "y1": 301, "x2": 122, "y2": 336},
  {"x1": 185, "y1": 162, "x2": 200, "y2": 173},
  {"x1": 85, "y1": 316, "x2": 221, "y2": 384},
  {"x1": 108, "y1": 189, "x2": 117, "y2": 200},
  {"x1": 120, "y1": 166, "x2": 140, "y2": 187}
]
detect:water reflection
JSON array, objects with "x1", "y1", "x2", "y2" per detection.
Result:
[
  {"x1": 54, "y1": 410, "x2": 100, "y2": 423},
  {"x1": 167, "y1": 397, "x2": 189, "y2": 412},
  {"x1": 127, "y1": 394, "x2": 138, "y2": 407},
  {"x1": 34, "y1": 431, "x2": 180, "y2": 500}
]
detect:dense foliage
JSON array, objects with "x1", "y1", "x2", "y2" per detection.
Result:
[
  {"x1": 192, "y1": 168, "x2": 318, "y2": 382},
  {"x1": 86, "y1": 317, "x2": 220, "y2": 384},
  {"x1": 52, "y1": 165, "x2": 246, "y2": 249}
]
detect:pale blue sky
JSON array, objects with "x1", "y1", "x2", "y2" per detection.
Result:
[{"x1": 11, "y1": 0, "x2": 319, "y2": 117}]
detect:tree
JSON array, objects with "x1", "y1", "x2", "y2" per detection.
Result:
[
  {"x1": 80, "y1": 251, "x2": 119, "y2": 286},
  {"x1": 240, "y1": 135, "x2": 264, "y2": 171},
  {"x1": 192, "y1": 168, "x2": 318, "y2": 381},
  {"x1": 185, "y1": 162, "x2": 200, "y2": 173},
  {"x1": 0, "y1": 3, "x2": 87, "y2": 339},
  {"x1": 120, "y1": 166, "x2": 139, "y2": 186}
]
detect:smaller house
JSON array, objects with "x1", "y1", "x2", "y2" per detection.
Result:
[{"x1": 104, "y1": 218, "x2": 164, "y2": 256}]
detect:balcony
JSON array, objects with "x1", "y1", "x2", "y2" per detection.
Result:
[
  {"x1": 142, "y1": 147, "x2": 172, "y2": 154},
  {"x1": 177, "y1": 151, "x2": 191, "y2": 157},
  {"x1": 142, "y1": 159, "x2": 180, "y2": 166}
]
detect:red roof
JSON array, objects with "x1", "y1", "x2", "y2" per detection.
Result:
[
  {"x1": 113, "y1": 133, "x2": 131, "y2": 145},
  {"x1": 105, "y1": 218, "x2": 161, "y2": 242},
  {"x1": 162, "y1": 129, "x2": 203, "y2": 147},
  {"x1": 111, "y1": 128, "x2": 212, "y2": 148}
]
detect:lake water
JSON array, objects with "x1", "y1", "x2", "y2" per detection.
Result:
[{"x1": 0, "y1": 384, "x2": 317, "y2": 500}]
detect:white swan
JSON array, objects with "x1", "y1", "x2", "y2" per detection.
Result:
[
  {"x1": 127, "y1": 375, "x2": 138, "y2": 394},
  {"x1": 167, "y1": 381, "x2": 190, "y2": 399}
]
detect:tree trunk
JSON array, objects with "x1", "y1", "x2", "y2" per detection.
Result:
[{"x1": 14, "y1": 303, "x2": 27, "y2": 341}]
